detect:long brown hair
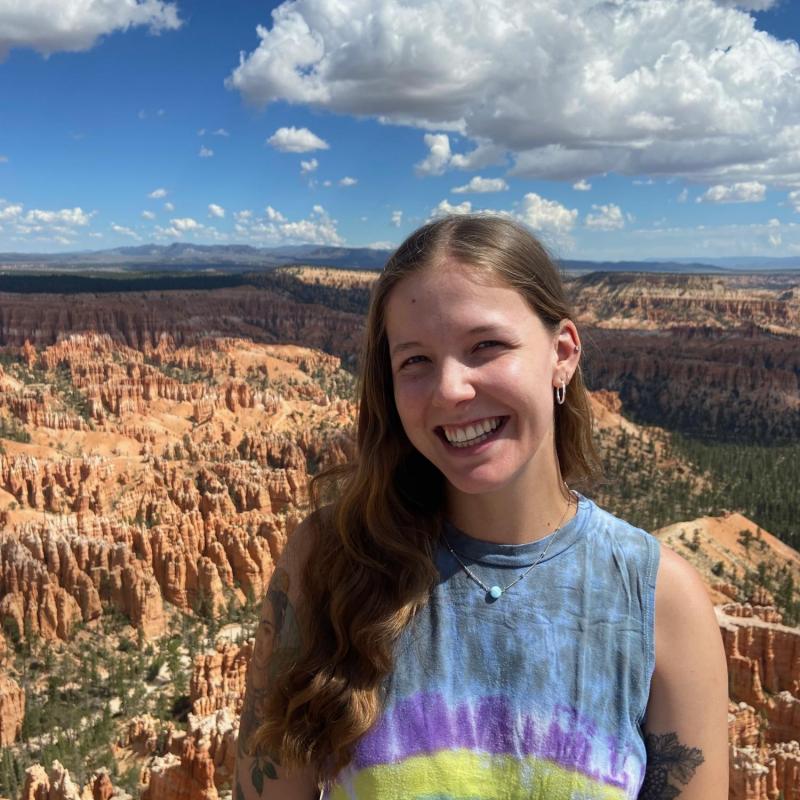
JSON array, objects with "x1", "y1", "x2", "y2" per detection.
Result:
[{"x1": 250, "y1": 214, "x2": 599, "y2": 785}]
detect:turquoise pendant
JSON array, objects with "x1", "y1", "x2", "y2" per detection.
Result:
[{"x1": 489, "y1": 585, "x2": 503, "y2": 599}]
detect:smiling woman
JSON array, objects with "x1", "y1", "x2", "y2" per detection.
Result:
[{"x1": 234, "y1": 214, "x2": 729, "y2": 800}]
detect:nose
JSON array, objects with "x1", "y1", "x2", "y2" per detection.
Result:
[{"x1": 431, "y1": 358, "x2": 476, "y2": 407}]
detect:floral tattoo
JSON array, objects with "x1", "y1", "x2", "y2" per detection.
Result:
[{"x1": 639, "y1": 732, "x2": 705, "y2": 799}]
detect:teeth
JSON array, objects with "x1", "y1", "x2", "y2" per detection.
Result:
[{"x1": 443, "y1": 417, "x2": 502, "y2": 445}]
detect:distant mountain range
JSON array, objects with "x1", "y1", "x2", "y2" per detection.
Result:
[{"x1": 1, "y1": 243, "x2": 799, "y2": 272}]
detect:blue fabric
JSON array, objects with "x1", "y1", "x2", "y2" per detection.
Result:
[{"x1": 325, "y1": 493, "x2": 660, "y2": 799}]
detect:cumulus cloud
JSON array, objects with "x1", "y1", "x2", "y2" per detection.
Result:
[
  {"x1": 452, "y1": 176, "x2": 508, "y2": 194},
  {"x1": 199, "y1": 145, "x2": 214, "y2": 158},
  {"x1": 697, "y1": 181, "x2": 766, "y2": 203},
  {"x1": 171, "y1": 217, "x2": 201, "y2": 232},
  {"x1": 267, "y1": 126, "x2": 329, "y2": 153},
  {"x1": 0, "y1": 201, "x2": 22, "y2": 221},
  {"x1": 164, "y1": 201, "x2": 175, "y2": 212},
  {"x1": 25, "y1": 207, "x2": 93, "y2": 226},
  {"x1": 430, "y1": 199, "x2": 473, "y2": 217},
  {"x1": 0, "y1": 199, "x2": 96, "y2": 240},
  {"x1": 148, "y1": 187, "x2": 167, "y2": 199},
  {"x1": 141, "y1": 210, "x2": 156, "y2": 220},
  {"x1": 339, "y1": 176, "x2": 357, "y2": 186},
  {"x1": 677, "y1": 188, "x2": 689, "y2": 203},
  {"x1": 415, "y1": 133, "x2": 504, "y2": 176},
  {"x1": 573, "y1": 180, "x2": 591, "y2": 191},
  {"x1": 227, "y1": 0, "x2": 800, "y2": 185},
  {"x1": 585, "y1": 203, "x2": 626, "y2": 230},
  {"x1": 208, "y1": 204, "x2": 225, "y2": 218},
  {"x1": 212, "y1": 128, "x2": 229, "y2": 136},
  {"x1": 416, "y1": 133, "x2": 451, "y2": 176},
  {"x1": 111, "y1": 223, "x2": 140, "y2": 239},
  {"x1": 788, "y1": 190, "x2": 800, "y2": 213},
  {"x1": 300, "y1": 158, "x2": 318, "y2": 174},
  {"x1": 391, "y1": 210, "x2": 403, "y2": 227},
  {"x1": 234, "y1": 204, "x2": 343, "y2": 245},
  {"x1": 518, "y1": 193, "x2": 578, "y2": 236},
  {"x1": 0, "y1": 0, "x2": 181, "y2": 60}
]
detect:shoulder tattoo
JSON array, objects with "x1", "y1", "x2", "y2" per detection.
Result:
[
  {"x1": 639, "y1": 732, "x2": 705, "y2": 799},
  {"x1": 236, "y1": 566, "x2": 301, "y2": 793}
]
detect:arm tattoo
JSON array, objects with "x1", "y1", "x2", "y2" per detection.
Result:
[
  {"x1": 235, "y1": 566, "x2": 300, "y2": 796},
  {"x1": 639, "y1": 732, "x2": 705, "y2": 799}
]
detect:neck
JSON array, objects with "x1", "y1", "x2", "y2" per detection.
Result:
[{"x1": 445, "y1": 469, "x2": 576, "y2": 546}]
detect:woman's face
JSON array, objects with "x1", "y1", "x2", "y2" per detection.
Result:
[{"x1": 385, "y1": 259, "x2": 578, "y2": 500}]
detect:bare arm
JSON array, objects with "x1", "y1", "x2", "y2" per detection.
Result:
[
  {"x1": 234, "y1": 524, "x2": 319, "y2": 800},
  {"x1": 638, "y1": 544, "x2": 729, "y2": 800}
]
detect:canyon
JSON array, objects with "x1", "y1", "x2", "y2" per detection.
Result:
[{"x1": 0, "y1": 268, "x2": 797, "y2": 799}]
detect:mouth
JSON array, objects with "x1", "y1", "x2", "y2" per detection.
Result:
[{"x1": 436, "y1": 415, "x2": 508, "y2": 449}]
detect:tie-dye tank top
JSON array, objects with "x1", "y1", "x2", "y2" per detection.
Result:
[{"x1": 323, "y1": 493, "x2": 660, "y2": 800}]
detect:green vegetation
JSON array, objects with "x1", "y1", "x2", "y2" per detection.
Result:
[
  {"x1": 0, "y1": 606, "x2": 215, "y2": 798},
  {"x1": 0, "y1": 414, "x2": 32, "y2": 443},
  {"x1": 0, "y1": 273, "x2": 249, "y2": 294},
  {"x1": 53, "y1": 363, "x2": 93, "y2": 421},
  {"x1": 671, "y1": 436, "x2": 799, "y2": 551}
]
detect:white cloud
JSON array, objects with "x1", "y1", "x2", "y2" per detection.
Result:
[
  {"x1": 208, "y1": 204, "x2": 225, "y2": 218},
  {"x1": 518, "y1": 193, "x2": 578, "y2": 236},
  {"x1": 25, "y1": 207, "x2": 92, "y2": 226},
  {"x1": 677, "y1": 188, "x2": 689, "y2": 203},
  {"x1": 227, "y1": 0, "x2": 800, "y2": 185},
  {"x1": 212, "y1": 128, "x2": 229, "y2": 137},
  {"x1": 198, "y1": 128, "x2": 206, "y2": 136},
  {"x1": 0, "y1": 201, "x2": 22, "y2": 221},
  {"x1": 391, "y1": 210, "x2": 403, "y2": 227},
  {"x1": 149, "y1": 187, "x2": 167, "y2": 199},
  {"x1": 367, "y1": 240, "x2": 395, "y2": 249},
  {"x1": 171, "y1": 217, "x2": 201, "y2": 232},
  {"x1": 234, "y1": 209, "x2": 253, "y2": 221},
  {"x1": 573, "y1": 180, "x2": 591, "y2": 192},
  {"x1": 415, "y1": 133, "x2": 451, "y2": 176},
  {"x1": 430, "y1": 199, "x2": 473, "y2": 217},
  {"x1": 141, "y1": 210, "x2": 156, "y2": 220},
  {"x1": 767, "y1": 217, "x2": 781, "y2": 247},
  {"x1": 235, "y1": 204, "x2": 343, "y2": 245},
  {"x1": 322, "y1": 179, "x2": 332, "y2": 187},
  {"x1": 585, "y1": 203, "x2": 626, "y2": 230},
  {"x1": 300, "y1": 158, "x2": 318, "y2": 174},
  {"x1": 339, "y1": 176, "x2": 357, "y2": 186},
  {"x1": 266, "y1": 126, "x2": 329, "y2": 153},
  {"x1": 111, "y1": 223, "x2": 140, "y2": 239},
  {"x1": 452, "y1": 176, "x2": 508, "y2": 194},
  {"x1": 199, "y1": 145, "x2": 214, "y2": 158},
  {"x1": 697, "y1": 181, "x2": 766, "y2": 203},
  {"x1": 0, "y1": 1, "x2": 181, "y2": 60},
  {"x1": 164, "y1": 201, "x2": 175, "y2": 212},
  {"x1": 265, "y1": 205, "x2": 286, "y2": 222},
  {"x1": 788, "y1": 190, "x2": 800, "y2": 213}
]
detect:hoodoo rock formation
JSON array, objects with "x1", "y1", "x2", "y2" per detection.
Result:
[{"x1": 0, "y1": 270, "x2": 797, "y2": 799}]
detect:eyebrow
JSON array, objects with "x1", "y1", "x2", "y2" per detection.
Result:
[{"x1": 390, "y1": 324, "x2": 507, "y2": 357}]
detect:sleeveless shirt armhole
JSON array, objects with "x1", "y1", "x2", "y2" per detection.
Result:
[{"x1": 637, "y1": 533, "x2": 660, "y2": 726}]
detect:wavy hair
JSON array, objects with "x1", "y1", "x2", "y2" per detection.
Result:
[{"x1": 250, "y1": 214, "x2": 599, "y2": 786}]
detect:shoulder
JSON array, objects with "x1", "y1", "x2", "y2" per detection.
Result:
[{"x1": 653, "y1": 543, "x2": 719, "y2": 652}]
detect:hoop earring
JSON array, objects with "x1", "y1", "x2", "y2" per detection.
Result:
[{"x1": 555, "y1": 378, "x2": 566, "y2": 405}]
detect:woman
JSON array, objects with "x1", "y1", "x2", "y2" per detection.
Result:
[{"x1": 234, "y1": 215, "x2": 728, "y2": 799}]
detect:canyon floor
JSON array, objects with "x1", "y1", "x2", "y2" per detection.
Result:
[{"x1": 0, "y1": 267, "x2": 797, "y2": 800}]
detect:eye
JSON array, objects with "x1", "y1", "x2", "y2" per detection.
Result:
[
  {"x1": 474, "y1": 340, "x2": 503, "y2": 352},
  {"x1": 399, "y1": 354, "x2": 428, "y2": 369}
]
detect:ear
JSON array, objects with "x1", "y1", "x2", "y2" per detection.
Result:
[{"x1": 552, "y1": 319, "x2": 581, "y2": 388}]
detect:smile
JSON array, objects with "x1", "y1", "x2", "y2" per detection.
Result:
[{"x1": 438, "y1": 416, "x2": 508, "y2": 448}]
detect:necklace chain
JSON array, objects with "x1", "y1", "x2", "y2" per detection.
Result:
[{"x1": 442, "y1": 491, "x2": 577, "y2": 601}]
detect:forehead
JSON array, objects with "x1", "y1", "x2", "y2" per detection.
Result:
[{"x1": 384, "y1": 260, "x2": 541, "y2": 339}]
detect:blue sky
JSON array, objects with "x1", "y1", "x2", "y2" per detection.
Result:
[{"x1": 2, "y1": 0, "x2": 800, "y2": 259}]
